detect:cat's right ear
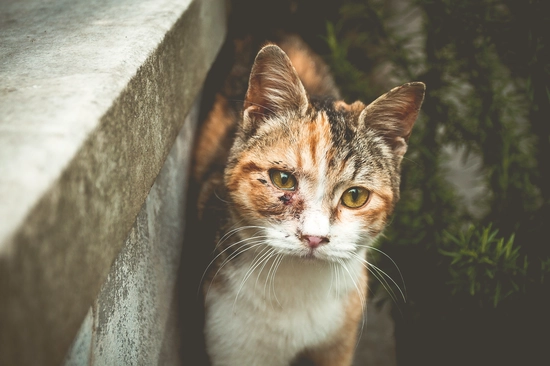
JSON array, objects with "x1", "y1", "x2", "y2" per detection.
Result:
[
  {"x1": 242, "y1": 44, "x2": 309, "y2": 130},
  {"x1": 360, "y1": 82, "x2": 425, "y2": 158}
]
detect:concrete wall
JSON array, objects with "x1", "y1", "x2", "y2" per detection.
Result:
[
  {"x1": 64, "y1": 100, "x2": 200, "y2": 366},
  {"x1": 0, "y1": 0, "x2": 226, "y2": 364}
]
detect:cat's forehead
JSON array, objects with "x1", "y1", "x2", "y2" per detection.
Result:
[
  {"x1": 309, "y1": 98, "x2": 363, "y2": 153},
  {"x1": 247, "y1": 100, "x2": 392, "y2": 186},
  {"x1": 306, "y1": 97, "x2": 363, "y2": 130},
  {"x1": 251, "y1": 107, "x2": 334, "y2": 173}
]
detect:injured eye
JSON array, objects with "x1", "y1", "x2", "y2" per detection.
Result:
[{"x1": 269, "y1": 170, "x2": 296, "y2": 191}]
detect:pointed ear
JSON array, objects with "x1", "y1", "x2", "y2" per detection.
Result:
[
  {"x1": 243, "y1": 44, "x2": 309, "y2": 127},
  {"x1": 360, "y1": 82, "x2": 425, "y2": 157}
]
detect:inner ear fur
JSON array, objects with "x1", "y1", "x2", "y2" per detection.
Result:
[
  {"x1": 243, "y1": 44, "x2": 309, "y2": 128},
  {"x1": 359, "y1": 82, "x2": 426, "y2": 156}
]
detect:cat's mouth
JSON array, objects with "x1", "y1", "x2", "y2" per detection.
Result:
[
  {"x1": 274, "y1": 244, "x2": 321, "y2": 260},
  {"x1": 302, "y1": 249, "x2": 318, "y2": 260},
  {"x1": 296, "y1": 246, "x2": 333, "y2": 261}
]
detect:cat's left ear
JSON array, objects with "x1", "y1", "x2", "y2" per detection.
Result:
[
  {"x1": 360, "y1": 82, "x2": 426, "y2": 157},
  {"x1": 243, "y1": 44, "x2": 309, "y2": 130}
]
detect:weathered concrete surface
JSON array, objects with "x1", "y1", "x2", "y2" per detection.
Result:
[
  {"x1": 64, "y1": 99, "x2": 200, "y2": 366},
  {"x1": 0, "y1": 0, "x2": 226, "y2": 364}
]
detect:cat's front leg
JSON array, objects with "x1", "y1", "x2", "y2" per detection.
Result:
[
  {"x1": 302, "y1": 288, "x2": 365, "y2": 366},
  {"x1": 205, "y1": 294, "x2": 296, "y2": 366},
  {"x1": 206, "y1": 334, "x2": 293, "y2": 366}
]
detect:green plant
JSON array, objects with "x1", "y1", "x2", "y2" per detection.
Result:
[
  {"x1": 316, "y1": 0, "x2": 549, "y2": 363},
  {"x1": 440, "y1": 224, "x2": 527, "y2": 308}
]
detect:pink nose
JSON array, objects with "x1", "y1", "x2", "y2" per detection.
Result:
[{"x1": 302, "y1": 235, "x2": 329, "y2": 249}]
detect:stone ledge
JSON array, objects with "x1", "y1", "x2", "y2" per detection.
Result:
[
  {"x1": 64, "y1": 97, "x2": 201, "y2": 366},
  {"x1": 0, "y1": 0, "x2": 226, "y2": 364}
]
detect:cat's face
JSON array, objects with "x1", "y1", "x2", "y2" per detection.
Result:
[{"x1": 224, "y1": 45, "x2": 424, "y2": 262}]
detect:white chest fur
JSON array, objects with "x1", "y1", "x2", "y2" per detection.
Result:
[{"x1": 204, "y1": 253, "x2": 365, "y2": 366}]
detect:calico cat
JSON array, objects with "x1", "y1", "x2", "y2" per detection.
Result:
[{"x1": 193, "y1": 35, "x2": 425, "y2": 366}]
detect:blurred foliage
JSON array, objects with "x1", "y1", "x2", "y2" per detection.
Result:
[
  {"x1": 309, "y1": 0, "x2": 549, "y2": 364},
  {"x1": 318, "y1": 0, "x2": 549, "y2": 302}
]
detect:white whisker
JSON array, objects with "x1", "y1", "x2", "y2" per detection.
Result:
[
  {"x1": 233, "y1": 246, "x2": 275, "y2": 312},
  {"x1": 336, "y1": 258, "x2": 366, "y2": 352},
  {"x1": 215, "y1": 225, "x2": 268, "y2": 251},
  {"x1": 359, "y1": 244, "x2": 407, "y2": 298},
  {"x1": 200, "y1": 234, "x2": 271, "y2": 291},
  {"x1": 269, "y1": 253, "x2": 284, "y2": 307},
  {"x1": 203, "y1": 241, "x2": 267, "y2": 299},
  {"x1": 262, "y1": 252, "x2": 278, "y2": 307},
  {"x1": 254, "y1": 247, "x2": 277, "y2": 291},
  {"x1": 351, "y1": 252, "x2": 406, "y2": 303}
]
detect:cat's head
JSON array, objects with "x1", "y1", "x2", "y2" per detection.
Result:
[{"x1": 224, "y1": 44, "x2": 424, "y2": 261}]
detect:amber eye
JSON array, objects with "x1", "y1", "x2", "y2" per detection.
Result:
[
  {"x1": 341, "y1": 187, "x2": 370, "y2": 208},
  {"x1": 269, "y1": 170, "x2": 296, "y2": 191}
]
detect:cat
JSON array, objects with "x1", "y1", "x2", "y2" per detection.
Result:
[{"x1": 192, "y1": 34, "x2": 425, "y2": 366}]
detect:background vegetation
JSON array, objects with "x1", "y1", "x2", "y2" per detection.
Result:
[{"x1": 229, "y1": 0, "x2": 549, "y2": 364}]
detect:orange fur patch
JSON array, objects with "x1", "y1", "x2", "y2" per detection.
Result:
[
  {"x1": 193, "y1": 94, "x2": 234, "y2": 182},
  {"x1": 278, "y1": 35, "x2": 341, "y2": 98},
  {"x1": 334, "y1": 100, "x2": 365, "y2": 114}
]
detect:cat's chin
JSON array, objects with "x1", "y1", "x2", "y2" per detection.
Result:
[
  {"x1": 281, "y1": 252, "x2": 328, "y2": 265},
  {"x1": 300, "y1": 249, "x2": 321, "y2": 261},
  {"x1": 270, "y1": 245, "x2": 327, "y2": 262},
  {"x1": 285, "y1": 248, "x2": 350, "y2": 263}
]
